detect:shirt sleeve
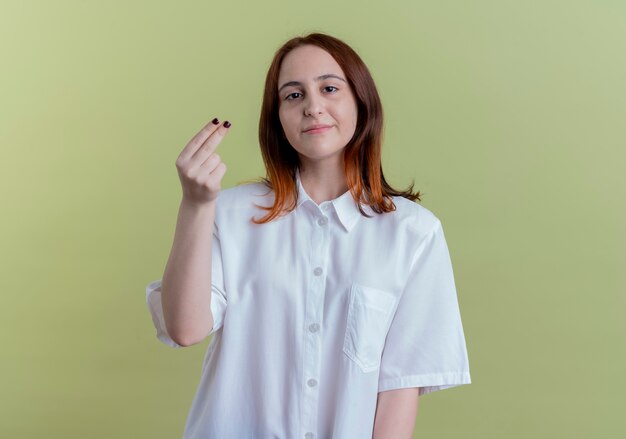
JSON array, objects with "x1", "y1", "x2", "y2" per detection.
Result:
[
  {"x1": 378, "y1": 219, "x2": 471, "y2": 396},
  {"x1": 145, "y1": 224, "x2": 228, "y2": 348}
]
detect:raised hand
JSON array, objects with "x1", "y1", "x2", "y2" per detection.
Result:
[{"x1": 175, "y1": 118, "x2": 231, "y2": 206}]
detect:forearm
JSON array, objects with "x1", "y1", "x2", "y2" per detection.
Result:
[
  {"x1": 161, "y1": 198, "x2": 216, "y2": 346},
  {"x1": 372, "y1": 388, "x2": 420, "y2": 439}
]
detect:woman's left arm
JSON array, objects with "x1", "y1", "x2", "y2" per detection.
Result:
[{"x1": 372, "y1": 388, "x2": 420, "y2": 438}]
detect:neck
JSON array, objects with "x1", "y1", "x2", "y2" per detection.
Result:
[{"x1": 298, "y1": 162, "x2": 348, "y2": 205}]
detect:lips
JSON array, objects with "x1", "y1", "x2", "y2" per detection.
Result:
[{"x1": 303, "y1": 124, "x2": 332, "y2": 133}]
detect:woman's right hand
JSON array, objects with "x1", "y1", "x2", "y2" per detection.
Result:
[{"x1": 175, "y1": 118, "x2": 231, "y2": 206}]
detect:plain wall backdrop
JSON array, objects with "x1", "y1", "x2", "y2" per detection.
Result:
[{"x1": 1, "y1": 0, "x2": 624, "y2": 438}]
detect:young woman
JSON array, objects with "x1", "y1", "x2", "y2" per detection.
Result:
[{"x1": 146, "y1": 32, "x2": 471, "y2": 439}]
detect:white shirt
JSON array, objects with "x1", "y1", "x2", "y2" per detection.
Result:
[{"x1": 146, "y1": 169, "x2": 471, "y2": 439}]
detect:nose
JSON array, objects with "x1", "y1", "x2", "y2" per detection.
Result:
[{"x1": 303, "y1": 93, "x2": 323, "y2": 116}]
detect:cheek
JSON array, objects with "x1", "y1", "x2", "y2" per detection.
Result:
[
  {"x1": 340, "y1": 100, "x2": 358, "y2": 126},
  {"x1": 343, "y1": 105, "x2": 358, "y2": 133},
  {"x1": 278, "y1": 112, "x2": 297, "y2": 143},
  {"x1": 278, "y1": 107, "x2": 285, "y2": 126},
  {"x1": 278, "y1": 108, "x2": 294, "y2": 133}
]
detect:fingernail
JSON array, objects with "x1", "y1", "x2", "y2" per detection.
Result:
[
  {"x1": 212, "y1": 117, "x2": 219, "y2": 125},
  {"x1": 224, "y1": 121, "x2": 231, "y2": 128}
]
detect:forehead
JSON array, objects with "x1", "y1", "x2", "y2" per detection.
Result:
[{"x1": 278, "y1": 45, "x2": 345, "y2": 83}]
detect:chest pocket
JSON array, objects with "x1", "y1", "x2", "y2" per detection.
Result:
[{"x1": 343, "y1": 283, "x2": 397, "y2": 373}]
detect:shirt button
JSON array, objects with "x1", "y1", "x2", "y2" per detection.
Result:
[
  {"x1": 305, "y1": 433, "x2": 314, "y2": 439},
  {"x1": 307, "y1": 378, "x2": 318, "y2": 387},
  {"x1": 317, "y1": 217, "x2": 328, "y2": 226},
  {"x1": 313, "y1": 267, "x2": 323, "y2": 276},
  {"x1": 308, "y1": 323, "x2": 320, "y2": 332},
  {"x1": 323, "y1": 204, "x2": 331, "y2": 211}
]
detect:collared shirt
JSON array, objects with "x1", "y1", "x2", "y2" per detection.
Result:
[{"x1": 146, "y1": 169, "x2": 471, "y2": 439}]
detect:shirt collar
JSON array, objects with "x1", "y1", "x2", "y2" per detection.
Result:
[{"x1": 295, "y1": 168, "x2": 372, "y2": 233}]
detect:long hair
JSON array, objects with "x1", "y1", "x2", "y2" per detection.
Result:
[{"x1": 246, "y1": 32, "x2": 421, "y2": 224}]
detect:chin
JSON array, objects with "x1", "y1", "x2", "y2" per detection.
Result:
[{"x1": 297, "y1": 148, "x2": 345, "y2": 161}]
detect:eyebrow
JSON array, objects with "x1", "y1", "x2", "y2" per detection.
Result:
[{"x1": 278, "y1": 74, "x2": 347, "y2": 93}]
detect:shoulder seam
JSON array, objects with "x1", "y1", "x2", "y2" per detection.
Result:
[{"x1": 407, "y1": 218, "x2": 442, "y2": 271}]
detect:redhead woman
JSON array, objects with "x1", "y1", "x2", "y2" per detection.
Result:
[{"x1": 146, "y1": 32, "x2": 471, "y2": 439}]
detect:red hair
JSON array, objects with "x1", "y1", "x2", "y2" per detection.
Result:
[{"x1": 244, "y1": 32, "x2": 421, "y2": 224}]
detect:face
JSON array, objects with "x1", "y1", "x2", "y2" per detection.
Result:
[{"x1": 277, "y1": 45, "x2": 358, "y2": 165}]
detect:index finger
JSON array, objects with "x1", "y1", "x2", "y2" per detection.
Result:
[
  {"x1": 190, "y1": 121, "x2": 231, "y2": 161},
  {"x1": 180, "y1": 118, "x2": 221, "y2": 159}
]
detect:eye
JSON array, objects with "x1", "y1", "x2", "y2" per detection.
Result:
[
  {"x1": 324, "y1": 86, "x2": 338, "y2": 93},
  {"x1": 285, "y1": 92, "x2": 302, "y2": 100}
]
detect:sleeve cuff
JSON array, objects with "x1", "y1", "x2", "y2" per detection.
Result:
[
  {"x1": 378, "y1": 371, "x2": 472, "y2": 396},
  {"x1": 145, "y1": 280, "x2": 182, "y2": 348}
]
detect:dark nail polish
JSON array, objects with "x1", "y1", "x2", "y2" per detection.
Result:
[
  {"x1": 212, "y1": 118, "x2": 219, "y2": 125},
  {"x1": 224, "y1": 121, "x2": 231, "y2": 128}
]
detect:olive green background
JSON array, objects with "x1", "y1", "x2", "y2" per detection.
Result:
[{"x1": 1, "y1": 0, "x2": 624, "y2": 438}]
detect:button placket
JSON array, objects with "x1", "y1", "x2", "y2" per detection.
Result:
[{"x1": 301, "y1": 209, "x2": 329, "y2": 436}]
